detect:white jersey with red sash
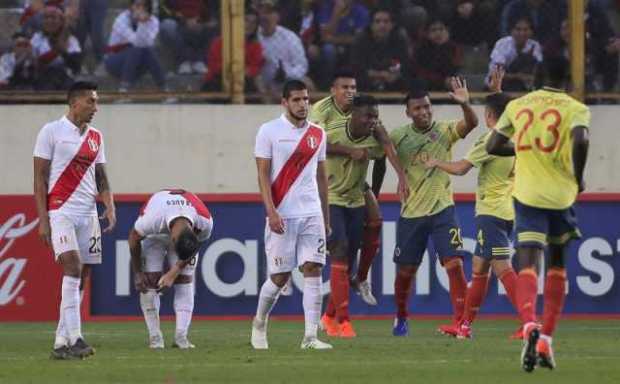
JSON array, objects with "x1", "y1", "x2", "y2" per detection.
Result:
[
  {"x1": 33, "y1": 116, "x2": 106, "y2": 216},
  {"x1": 134, "y1": 189, "x2": 214, "y2": 243},
  {"x1": 254, "y1": 114, "x2": 326, "y2": 219}
]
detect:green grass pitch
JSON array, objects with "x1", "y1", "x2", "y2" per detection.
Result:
[{"x1": 1, "y1": 319, "x2": 619, "y2": 383}]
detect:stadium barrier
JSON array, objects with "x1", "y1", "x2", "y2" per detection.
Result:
[{"x1": 0, "y1": 194, "x2": 618, "y2": 321}]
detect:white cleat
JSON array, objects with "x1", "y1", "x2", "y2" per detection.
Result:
[
  {"x1": 251, "y1": 317, "x2": 269, "y2": 350},
  {"x1": 149, "y1": 332, "x2": 165, "y2": 349},
  {"x1": 173, "y1": 335, "x2": 195, "y2": 349},
  {"x1": 301, "y1": 337, "x2": 333, "y2": 350},
  {"x1": 358, "y1": 279, "x2": 378, "y2": 306}
]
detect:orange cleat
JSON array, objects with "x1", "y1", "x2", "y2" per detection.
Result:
[
  {"x1": 338, "y1": 321, "x2": 357, "y2": 338},
  {"x1": 438, "y1": 323, "x2": 459, "y2": 337},
  {"x1": 321, "y1": 314, "x2": 339, "y2": 337},
  {"x1": 536, "y1": 337, "x2": 556, "y2": 370}
]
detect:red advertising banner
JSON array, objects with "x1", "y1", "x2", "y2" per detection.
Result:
[{"x1": 0, "y1": 196, "x2": 62, "y2": 321}]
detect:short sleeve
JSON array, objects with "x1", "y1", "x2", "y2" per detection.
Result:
[
  {"x1": 445, "y1": 120, "x2": 461, "y2": 144},
  {"x1": 134, "y1": 214, "x2": 156, "y2": 236},
  {"x1": 254, "y1": 125, "x2": 272, "y2": 159},
  {"x1": 495, "y1": 109, "x2": 515, "y2": 138},
  {"x1": 318, "y1": 130, "x2": 327, "y2": 161},
  {"x1": 196, "y1": 217, "x2": 214, "y2": 242},
  {"x1": 571, "y1": 104, "x2": 591, "y2": 130},
  {"x1": 95, "y1": 135, "x2": 106, "y2": 164},
  {"x1": 33, "y1": 124, "x2": 53, "y2": 160},
  {"x1": 464, "y1": 136, "x2": 491, "y2": 168}
]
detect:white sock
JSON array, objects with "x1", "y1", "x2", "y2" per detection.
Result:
[
  {"x1": 61, "y1": 276, "x2": 82, "y2": 345},
  {"x1": 303, "y1": 276, "x2": 322, "y2": 339},
  {"x1": 174, "y1": 283, "x2": 194, "y2": 338},
  {"x1": 53, "y1": 311, "x2": 68, "y2": 348},
  {"x1": 140, "y1": 289, "x2": 161, "y2": 337},
  {"x1": 255, "y1": 278, "x2": 282, "y2": 322}
]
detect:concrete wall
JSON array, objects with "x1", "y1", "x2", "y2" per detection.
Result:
[{"x1": 1, "y1": 104, "x2": 617, "y2": 194}]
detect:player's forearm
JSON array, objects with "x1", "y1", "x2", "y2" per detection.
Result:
[
  {"x1": 327, "y1": 142, "x2": 354, "y2": 157},
  {"x1": 33, "y1": 162, "x2": 49, "y2": 221},
  {"x1": 128, "y1": 231, "x2": 143, "y2": 273},
  {"x1": 371, "y1": 157, "x2": 386, "y2": 198},
  {"x1": 317, "y1": 163, "x2": 330, "y2": 227},
  {"x1": 99, "y1": 190, "x2": 115, "y2": 212},
  {"x1": 486, "y1": 132, "x2": 515, "y2": 156},
  {"x1": 572, "y1": 129, "x2": 589, "y2": 186},
  {"x1": 257, "y1": 172, "x2": 278, "y2": 216},
  {"x1": 458, "y1": 102, "x2": 478, "y2": 137},
  {"x1": 383, "y1": 143, "x2": 407, "y2": 179},
  {"x1": 435, "y1": 159, "x2": 472, "y2": 176}
]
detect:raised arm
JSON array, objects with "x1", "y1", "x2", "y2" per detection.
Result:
[
  {"x1": 95, "y1": 163, "x2": 116, "y2": 233},
  {"x1": 572, "y1": 126, "x2": 589, "y2": 192},
  {"x1": 33, "y1": 157, "x2": 51, "y2": 246},
  {"x1": 448, "y1": 77, "x2": 478, "y2": 138}
]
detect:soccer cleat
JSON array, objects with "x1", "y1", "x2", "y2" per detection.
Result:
[
  {"x1": 456, "y1": 321, "x2": 472, "y2": 339},
  {"x1": 510, "y1": 325, "x2": 524, "y2": 340},
  {"x1": 321, "y1": 314, "x2": 339, "y2": 337},
  {"x1": 338, "y1": 321, "x2": 357, "y2": 338},
  {"x1": 300, "y1": 337, "x2": 333, "y2": 350},
  {"x1": 536, "y1": 338, "x2": 556, "y2": 370},
  {"x1": 251, "y1": 317, "x2": 269, "y2": 350},
  {"x1": 50, "y1": 345, "x2": 71, "y2": 360},
  {"x1": 438, "y1": 323, "x2": 459, "y2": 337},
  {"x1": 149, "y1": 332, "x2": 165, "y2": 349},
  {"x1": 392, "y1": 317, "x2": 409, "y2": 337},
  {"x1": 521, "y1": 322, "x2": 541, "y2": 373},
  {"x1": 357, "y1": 279, "x2": 378, "y2": 306},
  {"x1": 173, "y1": 333, "x2": 196, "y2": 349},
  {"x1": 68, "y1": 338, "x2": 95, "y2": 359}
]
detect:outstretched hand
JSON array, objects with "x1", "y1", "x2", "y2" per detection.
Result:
[
  {"x1": 448, "y1": 77, "x2": 470, "y2": 105},
  {"x1": 488, "y1": 65, "x2": 505, "y2": 93}
]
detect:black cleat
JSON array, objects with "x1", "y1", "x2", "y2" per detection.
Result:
[
  {"x1": 521, "y1": 327, "x2": 540, "y2": 373},
  {"x1": 50, "y1": 345, "x2": 72, "y2": 360},
  {"x1": 68, "y1": 338, "x2": 95, "y2": 359}
]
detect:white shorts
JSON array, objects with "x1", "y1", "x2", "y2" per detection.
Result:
[
  {"x1": 264, "y1": 215, "x2": 326, "y2": 274},
  {"x1": 141, "y1": 237, "x2": 197, "y2": 276},
  {"x1": 50, "y1": 212, "x2": 102, "y2": 264}
]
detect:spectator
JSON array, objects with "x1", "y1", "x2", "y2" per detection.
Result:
[
  {"x1": 316, "y1": 0, "x2": 370, "y2": 88},
  {"x1": 500, "y1": 0, "x2": 561, "y2": 43},
  {"x1": 414, "y1": 18, "x2": 463, "y2": 91},
  {"x1": 257, "y1": 0, "x2": 309, "y2": 102},
  {"x1": 487, "y1": 17, "x2": 542, "y2": 91},
  {"x1": 350, "y1": 8, "x2": 411, "y2": 91},
  {"x1": 0, "y1": 32, "x2": 37, "y2": 90},
  {"x1": 449, "y1": 0, "x2": 497, "y2": 48},
  {"x1": 159, "y1": 0, "x2": 218, "y2": 75},
  {"x1": 31, "y1": 4, "x2": 82, "y2": 90},
  {"x1": 74, "y1": 0, "x2": 108, "y2": 75},
  {"x1": 202, "y1": 10, "x2": 264, "y2": 92},
  {"x1": 105, "y1": 0, "x2": 166, "y2": 91}
]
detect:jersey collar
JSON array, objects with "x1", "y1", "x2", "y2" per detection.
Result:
[
  {"x1": 345, "y1": 121, "x2": 370, "y2": 143},
  {"x1": 410, "y1": 121, "x2": 436, "y2": 135},
  {"x1": 331, "y1": 97, "x2": 351, "y2": 118},
  {"x1": 280, "y1": 113, "x2": 309, "y2": 130},
  {"x1": 62, "y1": 115, "x2": 90, "y2": 135}
]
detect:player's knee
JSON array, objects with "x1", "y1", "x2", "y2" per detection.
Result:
[
  {"x1": 365, "y1": 217, "x2": 383, "y2": 230},
  {"x1": 270, "y1": 272, "x2": 291, "y2": 287},
  {"x1": 442, "y1": 256, "x2": 463, "y2": 269},
  {"x1": 59, "y1": 251, "x2": 82, "y2": 277},
  {"x1": 301, "y1": 262, "x2": 323, "y2": 276},
  {"x1": 144, "y1": 272, "x2": 163, "y2": 289},
  {"x1": 174, "y1": 274, "x2": 193, "y2": 285},
  {"x1": 472, "y1": 256, "x2": 491, "y2": 275},
  {"x1": 397, "y1": 264, "x2": 418, "y2": 277},
  {"x1": 328, "y1": 240, "x2": 348, "y2": 261}
]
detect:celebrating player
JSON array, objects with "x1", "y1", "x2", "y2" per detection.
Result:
[
  {"x1": 251, "y1": 80, "x2": 332, "y2": 350},
  {"x1": 321, "y1": 94, "x2": 386, "y2": 338},
  {"x1": 128, "y1": 189, "x2": 214, "y2": 349},
  {"x1": 424, "y1": 68, "x2": 520, "y2": 339},
  {"x1": 34, "y1": 81, "x2": 116, "y2": 359},
  {"x1": 390, "y1": 77, "x2": 478, "y2": 337},
  {"x1": 487, "y1": 59, "x2": 590, "y2": 372}
]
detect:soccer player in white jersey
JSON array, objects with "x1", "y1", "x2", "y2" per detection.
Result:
[
  {"x1": 127, "y1": 189, "x2": 214, "y2": 349},
  {"x1": 33, "y1": 81, "x2": 116, "y2": 360},
  {"x1": 251, "y1": 79, "x2": 332, "y2": 350}
]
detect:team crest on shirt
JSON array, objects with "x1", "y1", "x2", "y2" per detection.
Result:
[
  {"x1": 87, "y1": 137, "x2": 99, "y2": 152},
  {"x1": 307, "y1": 135, "x2": 318, "y2": 149},
  {"x1": 429, "y1": 131, "x2": 439, "y2": 141}
]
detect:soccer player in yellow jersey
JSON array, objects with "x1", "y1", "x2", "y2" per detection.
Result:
[
  {"x1": 322, "y1": 95, "x2": 386, "y2": 338},
  {"x1": 487, "y1": 60, "x2": 590, "y2": 372},
  {"x1": 311, "y1": 70, "x2": 409, "y2": 310},
  {"x1": 390, "y1": 77, "x2": 478, "y2": 337},
  {"x1": 424, "y1": 68, "x2": 520, "y2": 339}
]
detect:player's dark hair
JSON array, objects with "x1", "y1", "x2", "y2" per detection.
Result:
[
  {"x1": 352, "y1": 94, "x2": 378, "y2": 109},
  {"x1": 510, "y1": 16, "x2": 533, "y2": 31},
  {"x1": 175, "y1": 227, "x2": 199, "y2": 261},
  {"x1": 130, "y1": 0, "x2": 152, "y2": 14},
  {"x1": 485, "y1": 92, "x2": 512, "y2": 119},
  {"x1": 543, "y1": 57, "x2": 569, "y2": 89},
  {"x1": 404, "y1": 81, "x2": 429, "y2": 105},
  {"x1": 67, "y1": 81, "x2": 98, "y2": 103},
  {"x1": 332, "y1": 69, "x2": 356, "y2": 84},
  {"x1": 282, "y1": 79, "x2": 307, "y2": 99}
]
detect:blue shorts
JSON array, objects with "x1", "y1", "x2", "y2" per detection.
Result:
[
  {"x1": 328, "y1": 205, "x2": 366, "y2": 260},
  {"x1": 393, "y1": 206, "x2": 465, "y2": 266},
  {"x1": 514, "y1": 198, "x2": 581, "y2": 249},
  {"x1": 474, "y1": 215, "x2": 513, "y2": 260}
]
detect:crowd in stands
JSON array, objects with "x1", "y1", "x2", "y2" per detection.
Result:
[{"x1": 1, "y1": 0, "x2": 620, "y2": 99}]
